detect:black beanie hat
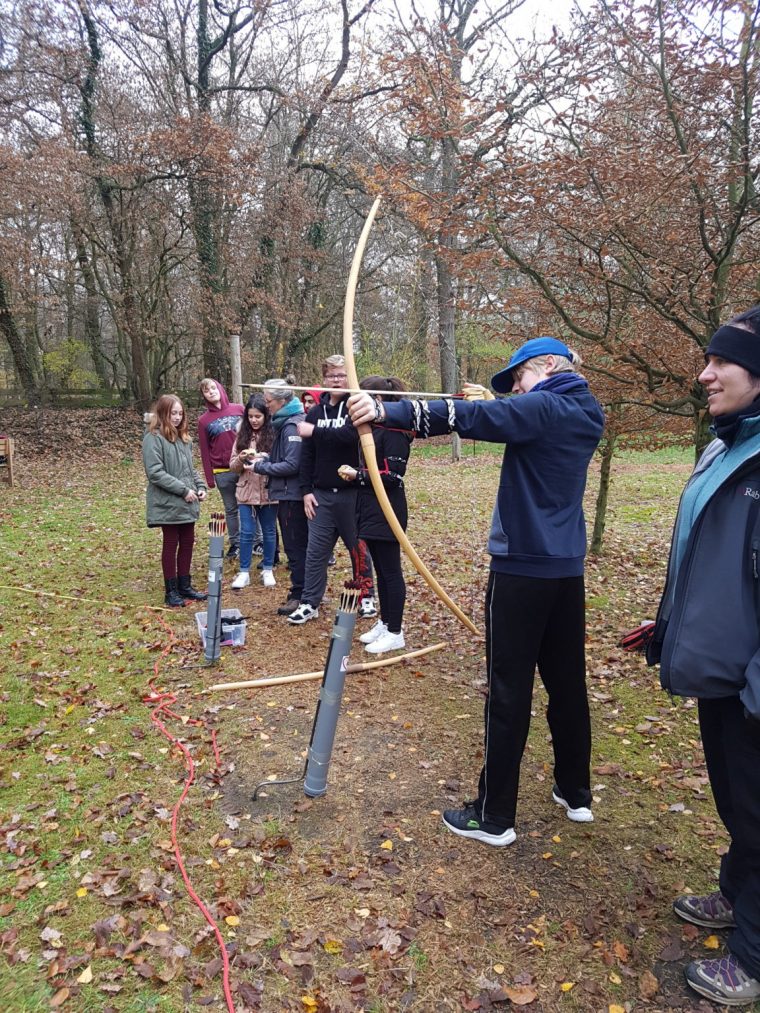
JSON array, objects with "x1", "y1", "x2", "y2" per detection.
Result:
[{"x1": 706, "y1": 305, "x2": 760, "y2": 376}]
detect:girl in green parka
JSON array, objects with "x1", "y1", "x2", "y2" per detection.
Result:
[{"x1": 143, "y1": 395, "x2": 208, "y2": 607}]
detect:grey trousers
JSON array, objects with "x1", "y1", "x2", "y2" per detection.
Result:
[
  {"x1": 214, "y1": 470, "x2": 240, "y2": 549},
  {"x1": 302, "y1": 488, "x2": 371, "y2": 606}
]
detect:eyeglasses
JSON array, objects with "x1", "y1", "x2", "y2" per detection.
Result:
[{"x1": 325, "y1": 373, "x2": 347, "y2": 380}]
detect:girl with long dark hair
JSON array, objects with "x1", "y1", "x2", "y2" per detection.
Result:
[{"x1": 230, "y1": 394, "x2": 279, "y2": 588}]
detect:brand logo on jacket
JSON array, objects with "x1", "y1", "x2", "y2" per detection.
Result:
[
  {"x1": 316, "y1": 417, "x2": 347, "y2": 429},
  {"x1": 744, "y1": 486, "x2": 760, "y2": 500}
]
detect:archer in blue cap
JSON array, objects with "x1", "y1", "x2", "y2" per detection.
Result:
[
  {"x1": 346, "y1": 333, "x2": 605, "y2": 848},
  {"x1": 491, "y1": 337, "x2": 573, "y2": 394}
]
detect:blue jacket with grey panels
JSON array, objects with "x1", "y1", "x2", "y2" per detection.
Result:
[
  {"x1": 252, "y1": 399, "x2": 305, "y2": 501},
  {"x1": 647, "y1": 416, "x2": 760, "y2": 718},
  {"x1": 380, "y1": 373, "x2": 604, "y2": 578}
]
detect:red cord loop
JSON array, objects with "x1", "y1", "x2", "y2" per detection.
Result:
[{"x1": 146, "y1": 614, "x2": 236, "y2": 1013}]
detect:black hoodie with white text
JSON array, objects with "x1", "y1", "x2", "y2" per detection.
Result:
[{"x1": 299, "y1": 392, "x2": 361, "y2": 495}]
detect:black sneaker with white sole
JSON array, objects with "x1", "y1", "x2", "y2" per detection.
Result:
[
  {"x1": 552, "y1": 785, "x2": 594, "y2": 822},
  {"x1": 442, "y1": 804, "x2": 516, "y2": 847}
]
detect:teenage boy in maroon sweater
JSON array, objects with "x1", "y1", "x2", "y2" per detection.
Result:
[{"x1": 198, "y1": 379, "x2": 244, "y2": 560}]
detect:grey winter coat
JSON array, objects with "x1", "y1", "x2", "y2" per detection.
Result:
[
  {"x1": 647, "y1": 420, "x2": 760, "y2": 718},
  {"x1": 143, "y1": 432, "x2": 206, "y2": 527}
]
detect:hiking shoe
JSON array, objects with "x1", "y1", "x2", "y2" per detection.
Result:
[
  {"x1": 442, "y1": 805, "x2": 516, "y2": 847},
  {"x1": 674, "y1": 891, "x2": 736, "y2": 929},
  {"x1": 277, "y1": 597, "x2": 300, "y2": 615},
  {"x1": 261, "y1": 569, "x2": 276, "y2": 588},
  {"x1": 552, "y1": 785, "x2": 594, "y2": 823},
  {"x1": 359, "y1": 596, "x2": 378, "y2": 618},
  {"x1": 231, "y1": 570, "x2": 250, "y2": 590},
  {"x1": 685, "y1": 955, "x2": 760, "y2": 1006},
  {"x1": 365, "y1": 630, "x2": 405, "y2": 655},
  {"x1": 225, "y1": 545, "x2": 239, "y2": 561},
  {"x1": 359, "y1": 620, "x2": 387, "y2": 645},
  {"x1": 287, "y1": 603, "x2": 319, "y2": 624}
]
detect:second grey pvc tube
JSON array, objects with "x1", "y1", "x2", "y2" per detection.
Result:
[{"x1": 303, "y1": 608, "x2": 357, "y2": 798}]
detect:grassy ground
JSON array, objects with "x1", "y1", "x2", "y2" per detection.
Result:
[{"x1": 0, "y1": 432, "x2": 751, "y2": 1012}]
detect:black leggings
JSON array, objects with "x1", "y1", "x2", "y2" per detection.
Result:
[{"x1": 364, "y1": 538, "x2": 405, "y2": 633}]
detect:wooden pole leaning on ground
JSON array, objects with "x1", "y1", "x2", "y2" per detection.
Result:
[{"x1": 206, "y1": 643, "x2": 446, "y2": 693}]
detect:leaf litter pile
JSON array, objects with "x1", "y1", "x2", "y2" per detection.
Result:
[{"x1": 0, "y1": 413, "x2": 731, "y2": 1012}]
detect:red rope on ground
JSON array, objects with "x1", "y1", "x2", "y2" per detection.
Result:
[{"x1": 143, "y1": 614, "x2": 236, "y2": 1013}]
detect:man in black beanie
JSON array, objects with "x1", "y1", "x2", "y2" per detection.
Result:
[{"x1": 647, "y1": 305, "x2": 760, "y2": 1005}]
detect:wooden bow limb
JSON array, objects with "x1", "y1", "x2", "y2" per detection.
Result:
[
  {"x1": 206, "y1": 642, "x2": 446, "y2": 692},
  {"x1": 342, "y1": 197, "x2": 481, "y2": 637}
]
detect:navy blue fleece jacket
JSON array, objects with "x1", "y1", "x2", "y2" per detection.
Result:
[{"x1": 381, "y1": 374, "x2": 604, "y2": 577}]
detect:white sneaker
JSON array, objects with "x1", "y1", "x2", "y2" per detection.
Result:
[
  {"x1": 359, "y1": 620, "x2": 387, "y2": 644},
  {"x1": 287, "y1": 603, "x2": 319, "y2": 624},
  {"x1": 365, "y1": 630, "x2": 405, "y2": 654},
  {"x1": 552, "y1": 786, "x2": 594, "y2": 823},
  {"x1": 359, "y1": 596, "x2": 378, "y2": 618},
  {"x1": 231, "y1": 571, "x2": 250, "y2": 590},
  {"x1": 262, "y1": 569, "x2": 276, "y2": 588}
]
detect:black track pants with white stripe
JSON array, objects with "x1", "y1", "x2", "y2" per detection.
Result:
[{"x1": 476, "y1": 571, "x2": 592, "y2": 829}]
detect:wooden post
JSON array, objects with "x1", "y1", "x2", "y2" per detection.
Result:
[{"x1": 229, "y1": 333, "x2": 243, "y2": 406}]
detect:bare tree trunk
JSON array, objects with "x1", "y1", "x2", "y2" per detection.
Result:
[
  {"x1": 694, "y1": 406, "x2": 712, "y2": 461},
  {"x1": 77, "y1": 3, "x2": 151, "y2": 407},
  {"x1": 590, "y1": 415, "x2": 618, "y2": 556},
  {"x1": 0, "y1": 274, "x2": 44, "y2": 401},
  {"x1": 71, "y1": 220, "x2": 109, "y2": 386}
]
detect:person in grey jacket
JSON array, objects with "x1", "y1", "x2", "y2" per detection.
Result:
[
  {"x1": 143, "y1": 395, "x2": 207, "y2": 608},
  {"x1": 647, "y1": 305, "x2": 760, "y2": 1007},
  {"x1": 253, "y1": 380, "x2": 308, "y2": 615}
]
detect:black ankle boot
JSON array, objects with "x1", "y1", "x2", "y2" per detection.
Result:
[
  {"x1": 177, "y1": 576, "x2": 207, "y2": 601},
  {"x1": 164, "y1": 578, "x2": 186, "y2": 608}
]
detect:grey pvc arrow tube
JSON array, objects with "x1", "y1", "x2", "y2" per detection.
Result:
[
  {"x1": 303, "y1": 608, "x2": 357, "y2": 798},
  {"x1": 204, "y1": 532, "x2": 225, "y2": 663}
]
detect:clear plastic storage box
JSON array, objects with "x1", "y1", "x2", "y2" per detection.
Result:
[{"x1": 195, "y1": 608, "x2": 246, "y2": 648}]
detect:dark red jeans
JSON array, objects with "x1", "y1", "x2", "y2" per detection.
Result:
[{"x1": 161, "y1": 523, "x2": 195, "y2": 579}]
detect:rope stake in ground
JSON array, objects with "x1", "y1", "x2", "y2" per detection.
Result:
[{"x1": 204, "y1": 512, "x2": 226, "y2": 665}]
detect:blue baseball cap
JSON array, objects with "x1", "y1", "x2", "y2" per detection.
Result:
[{"x1": 491, "y1": 337, "x2": 572, "y2": 393}]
